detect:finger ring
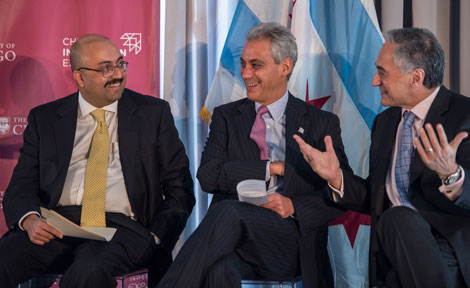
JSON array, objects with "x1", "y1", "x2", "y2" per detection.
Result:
[{"x1": 425, "y1": 148, "x2": 434, "y2": 153}]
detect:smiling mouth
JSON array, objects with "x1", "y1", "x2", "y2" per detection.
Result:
[
  {"x1": 105, "y1": 79, "x2": 122, "y2": 88},
  {"x1": 246, "y1": 81, "x2": 260, "y2": 87}
]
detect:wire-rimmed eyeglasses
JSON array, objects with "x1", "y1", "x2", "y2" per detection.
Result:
[{"x1": 77, "y1": 61, "x2": 128, "y2": 78}]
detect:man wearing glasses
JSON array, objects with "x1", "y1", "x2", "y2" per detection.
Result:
[{"x1": 0, "y1": 34, "x2": 195, "y2": 288}]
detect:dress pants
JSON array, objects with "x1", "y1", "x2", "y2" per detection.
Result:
[
  {"x1": 157, "y1": 200, "x2": 300, "y2": 288},
  {"x1": 376, "y1": 206, "x2": 465, "y2": 288},
  {"x1": 0, "y1": 206, "x2": 157, "y2": 288}
]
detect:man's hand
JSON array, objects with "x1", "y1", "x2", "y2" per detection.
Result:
[
  {"x1": 261, "y1": 193, "x2": 294, "y2": 218},
  {"x1": 414, "y1": 123, "x2": 467, "y2": 178},
  {"x1": 293, "y1": 135, "x2": 342, "y2": 189},
  {"x1": 414, "y1": 123, "x2": 467, "y2": 199},
  {"x1": 269, "y1": 161, "x2": 285, "y2": 176},
  {"x1": 21, "y1": 214, "x2": 63, "y2": 245}
]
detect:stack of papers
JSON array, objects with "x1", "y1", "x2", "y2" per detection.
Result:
[{"x1": 40, "y1": 208, "x2": 116, "y2": 241}]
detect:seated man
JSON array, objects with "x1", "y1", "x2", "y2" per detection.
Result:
[
  {"x1": 0, "y1": 34, "x2": 195, "y2": 288},
  {"x1": 295, "y1": 28, "x2": 470, "y2": 287},
  {"x1": 157, "y1": 23, "x2": 351, "y2": 288}
]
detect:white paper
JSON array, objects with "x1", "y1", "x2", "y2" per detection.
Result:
[
  {"x1": 237, "y1": 179, "x2": 268, "y2": 205},
  {"x1": 40, "y1": 207, "x2": 116, "y2": 241}
]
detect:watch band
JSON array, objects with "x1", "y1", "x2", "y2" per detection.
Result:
[{"x1": 444, "y1": 165, "x2": 462, "y2": 185}]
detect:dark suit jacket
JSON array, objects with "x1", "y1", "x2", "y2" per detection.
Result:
[
  {"x1": 196, "y1": 94, "x2": 352, "y2": 288},
  {"x1": 3, "y1": 89, "x2": 195, "y2": 274},
  {"x1": 336, "y1": 86, "x2": 470, "y2": 286}
]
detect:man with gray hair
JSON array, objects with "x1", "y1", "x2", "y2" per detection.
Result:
[
  {"x1": 295, "y1": 28, "x2": 470, "y2": 287},
  {"x1": 157, "y1": 22, "x2": 351, "y2": 288}
]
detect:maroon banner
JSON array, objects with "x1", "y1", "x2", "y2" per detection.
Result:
[{"x1": 0, "y1": 0, "x2": 160, "y2": 236}]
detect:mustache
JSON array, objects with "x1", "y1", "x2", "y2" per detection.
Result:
[{"x1": 105, "y1": 78, "x2": 123, "y2": 87}]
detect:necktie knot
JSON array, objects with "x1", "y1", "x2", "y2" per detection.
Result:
[
  {"x1": 403, "y1": 111, "x2": 416, "y2": 128},
  {"x1": 257, "y1": 105, "x2": 269, "y2": 117},
  {"x1": 91, "y1": 109, "x2": 106, "y2": 123}
]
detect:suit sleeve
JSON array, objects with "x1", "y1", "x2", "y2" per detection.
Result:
[
  {"x1": 327, "y1": 115, "x2": 372, "y2": 214},
  {"x1": 3, "y1": 109, "x2": 42, "y2": 229},
  {"x1": 452, "y1": 115, "x2": 470, "y2": 212},
  {"x1": 197, "y1": 107, "x2": 267, "y2": 195},
  {"x1": 292, "y1": 113, "x2": 355, "y2": 230},
  {"x1": 150, "y1": 101, "x2": 195, "y2": 247}
]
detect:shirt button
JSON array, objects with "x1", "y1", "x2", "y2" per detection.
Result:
[{"x1": 266, "y1": 124, "x2": 270, "y2": 129}]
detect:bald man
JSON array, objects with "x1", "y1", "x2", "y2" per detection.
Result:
[{"x1": 0, "y1": 34, "x2": 194, "y2": 288}]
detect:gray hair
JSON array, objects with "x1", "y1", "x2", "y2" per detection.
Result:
[
  {"x1": 246, "y1": 22, "x2": 297, "y2": 79},
  {"x1": 383, "y1": 28, "x2": 444, "y2": 89},
  {"x1": 70, "y1": 34, "x2": 113, "y2": 71}
]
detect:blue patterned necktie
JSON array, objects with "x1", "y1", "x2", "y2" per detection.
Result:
[{"x1": 395, "y1": 111, "x2": 416, "y2": 207}]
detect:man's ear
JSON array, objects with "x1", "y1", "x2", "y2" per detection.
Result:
[
  {"x1": 73, "y1": 70, "x2": 85, "y2": 88},
  {"x1": 410, "y1": 68, "x2": 425, "y2": 88},
  {"x1": 280, "y1": 58, "x2": 293, "y2": 77}
]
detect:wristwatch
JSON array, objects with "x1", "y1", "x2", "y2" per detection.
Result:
[{"x1": 443, "y1": 165, "x2": 462, "y2": 185}]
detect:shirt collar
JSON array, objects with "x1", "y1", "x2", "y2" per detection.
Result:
[
  {"x1": 255, "y1": 91, "x2": 289, "y2": 121},
  {"x1": 78, "y1": 91, "x2": 118, "y2": 118},
  {"x1": 403, "y1": 86, "x2": 440, "y2": 120}
]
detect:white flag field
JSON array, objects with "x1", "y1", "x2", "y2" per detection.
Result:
[{"x1": 201, "y1": 0, "x2": 385, "y2": 178}]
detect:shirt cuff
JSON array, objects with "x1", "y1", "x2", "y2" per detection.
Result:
[
  {"x1": 19, "y1": 211, "x2": 41, "y2": 230},
  {"x1": 328, "y1": 171, "x2": 344, "y2": 202},
  {"x1": 265, "y1": 160, "x2": 271, "y2": 181},
  {"x1": 439, "y1": 168, "x2": 465, "y2": 201}
]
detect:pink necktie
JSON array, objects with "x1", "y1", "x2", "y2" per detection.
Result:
[{"x1": 250, "y1": 105, "x2": 269, "y2": 160}]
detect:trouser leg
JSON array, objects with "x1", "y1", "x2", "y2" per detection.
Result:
[
  {"x1": 376, "y1": 206, "x2": 452, "y2": 288},
  {"x1": 0, "y1": 229, "x2": 74, "y2": 288},
  {"x1": 433, "y1": 231, "x2": 465, "y2": 288},
  {"x1": 203, "y1": 251, "x2": 256, "y2": 288},
  {"x1": 157, "y1": 200, "x2": 299, "y2": 288},
  {"x1": 0, "y1": 207, "x2": 157, "y2": 288},
  {"x1": 59, "y1": 212, "x2": 157, "y2": 288}
]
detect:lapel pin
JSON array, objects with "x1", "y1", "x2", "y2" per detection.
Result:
[{"x1": 298, "y1": 127, "x2": 304, "y2": 134}]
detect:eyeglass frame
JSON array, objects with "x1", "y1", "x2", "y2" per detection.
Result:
[{"x1": 77, "y1": 61, "x2": 129, "y2": 78}]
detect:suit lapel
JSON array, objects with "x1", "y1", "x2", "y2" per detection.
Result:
[
  {"x1": 376, "y1": 108, "x2": 401, "y2": 179},
  {"x1": 372, "y1": 108, "x2": 401, "y2": 214},
  {"x1": 409, "y1": 87, "x2": 450, "y2": 185},
  {"x1": 53, "y1": 93, "x2": 79, "y2": 204},
  {"x1": 235, "y1": 99, "x2": 260, "y2": 159},
  {"x1": 117, "y1": 90, "x2": 139, "y2": 195},
  {"x1": 284, "y1": 95, "x2": 308, "y2": 193}
]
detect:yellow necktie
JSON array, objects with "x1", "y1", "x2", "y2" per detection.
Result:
[{"x1": 81, "y1": 109, "x2": 109, "y2": 227}]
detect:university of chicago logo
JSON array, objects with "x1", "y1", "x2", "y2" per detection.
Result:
[
  {"x1": 0, "y1": 117, "x2": 10, "y2": 136},
  {"x1": 121, "y1": 33, "x2": 142, "y2": 55}
]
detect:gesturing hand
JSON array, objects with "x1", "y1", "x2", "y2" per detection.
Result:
[
  {"x1": 21, "y1": 214, "x2": 63, "y2": 245},
  {"x1": 414, "y1": 123, "x2": 467, "y2": 179},
  {"x1": 293, "y1": 135, "x2": 342, "y2": 189}
]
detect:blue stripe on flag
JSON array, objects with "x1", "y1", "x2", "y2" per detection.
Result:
[
  {"x1": 309, "y1": 0, "x2": 384, "y2": 128},
  {"x1": 220, "y1": 0, "x2": 261, "y2": 84}
]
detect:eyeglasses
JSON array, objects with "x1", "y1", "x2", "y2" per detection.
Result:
[{"x1": 77, "y1": 61, "x2": 128, "y2": 78}]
